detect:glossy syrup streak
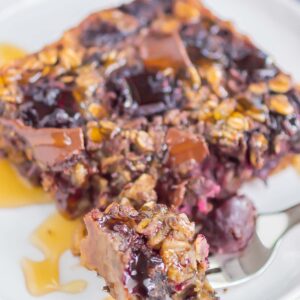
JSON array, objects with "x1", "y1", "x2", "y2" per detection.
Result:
[
  {"x1": 0, "y1": 159, "x2": 51, "y2": 207},
  {"x1": 0, "y1": 45, "x2": 51, "y2": 207},
  {"x1": 22, "y1": 213, "x2": 87, "y2": 296},
  {"x1": 0, "y1": 44, "x2": 88, "y2": 296},
  {"x1": 0, "y1": 43, "x2": 25, "y2": 65}
]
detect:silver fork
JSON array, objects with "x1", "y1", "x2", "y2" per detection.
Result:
[{"x1": 207, "y1": 202, "x2": 300, "y2": 290}]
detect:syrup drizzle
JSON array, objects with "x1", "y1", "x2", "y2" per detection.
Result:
[
  {"x1": 22, "y1": 212, "x2": 87, "y2": 296},
  {"x1": 0, "y1": 43, "x2": 87, "y2": 296},
  {"x1": 0, "y1": 43, "x2": 26, "y2": 64},
  {"x1": 292, "y1": 155, "x2": 300, "y2": 174},
  {"x1": 0, "y1": 160, "x2": 51, "y2": 207},
  {"x1": 0, "y1": 46, "x2": 50, "y2": 207}
]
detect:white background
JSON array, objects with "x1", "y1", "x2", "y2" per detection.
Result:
[{"x1": 0, "y1": 0, "x2": 300, "y2": 299}]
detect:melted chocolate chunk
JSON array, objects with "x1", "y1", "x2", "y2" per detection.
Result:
[
  {"x1": 166, "y1": 128, "x2": 209, "y2": 166},
  {"x1": 108, "y1": 70, "x2": 184, "y2": 117},
  {"x1": 0, "y1": 119, "x2": 84, "y2": 167},
  {"x1": 141, "y1": 31, "x2": 192, "y2": 71}
]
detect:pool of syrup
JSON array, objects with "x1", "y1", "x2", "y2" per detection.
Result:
[
  {"x1": 0, "y1": 44, "x2": 87, "y2": 297},
  {"x1": 22, "y1": 213, "x2": 87, "y2": 296}
]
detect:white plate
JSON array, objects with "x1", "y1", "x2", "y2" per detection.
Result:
[{"x1": 0, "y1": 0, "x2": 300, "y2": 299}]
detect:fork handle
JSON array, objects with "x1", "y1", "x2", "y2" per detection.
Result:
[
  {"x1": 267, "y1": 202, "x2": 300, "y2": 243},
  {"x1": 259, "y1": 202, "x2": 300, "y2": 247}
]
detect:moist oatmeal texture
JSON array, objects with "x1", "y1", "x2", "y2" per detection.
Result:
[
  {"x1": 0, "y1": 0, "x2": 299, "y2": 260},
  {"x1": 81, "y1": 201, "x2": 216, "y2": 300}
]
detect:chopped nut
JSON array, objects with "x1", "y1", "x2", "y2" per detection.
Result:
[
  {"x1": 99, "y1": 121, "x2": 118, "y2": 135},
  {"x1": 135, "y1": 131, "x2": 154, "y2": 153},
  {"x1": 273, "y1": 134, "x2": 287, "y2": 155},
  {"x1": 161, "y1": 238, "x2": 191, "y2": 252},
  {"x1": 137, "y1": 212, "x2": 170, "y2": 248},
  {"x1": 121, "y1": 174, "x2": 157, "y2": 205},
  {"x1": 135, "y1": 218, "x2": 151, "y2": 232},
  {"x1": 121, "y1": 129, "x2": 138, "y2": 141},
  {"x1": 99, "y1": 177, "x2": 109, "y2": 192},
  {"x1": 76, "y1": 66, "x2": 102, "y2": 90},
  {"x1": 197, "y1": 96, "x2": 219, "y2": 121},
  {"x1": 152, "y1": 17, "x2": 180, "y2": 34},
  {"x1": 227, "y1": 112, "x2": 249, "y2": 131},
  {"x1": 2, "y1": 67, "x2": 22, "y2": 84},
  {"x1": 187, "y1": 65, "x2": 202, "y2": 88},
  {"x1": 167, "y1": 213, "x2": 195, "y2": 240},
  {"x1": 184, "y1": 85, "x2": 205, "y2": 109},
  {"x1": 73, "y1": 163, "x2": 88, "y2": 186},
  {"x1": 60, "y1": 48, "x2": 83, "y2": 69},
  {"x1": 101, "y1": 155, "x2": 123, "y2": 173},
  {"x1": 268, "y1": 94, "x2": 294, "y2": 115},
  {"x1": 22, "y1": 55, "x2": 43, "y2": 71},
  {"x1": 102, "y1": 50, "x2": 118, "y2": 63},
  {"x1": 213, "y1": 98, "x2": 236, "y2": 120},
  {"x1": 245, "y1": 108, "x2": 267, "y2": 123},
  {"x1": 161, "y1": 237, "x2": 195, "y2": 283},
  {"x1": 38, "y1": 48, "x2": 58, "y2": 65},
  {"x1": 88, "y1": 103, "x2": 108, "y2": 119},
  {"x1": 249, "y1": 132, "x2": 268, "y2": 169},
  {"x1": 194, "y1": 234, "x2": 209, "y2": 262},
  {"x1": 174, "y1": 0, "x2": 201, "y2": 22},
  {"x1": 87, "y1": 126, "x2": 103, "y2": 143},
  {"x1": 268, "y1": 73, "x2": 292, "y2": 93},
  {"x1": 249, "y1": 82, "x2": 268, "y2": 95},
  {"x1": 0, "y1": 84, "x2": 22, "y2": 103},
  {"x1": 237, "y1": 96, "x2": 268, "y2": 123},
  {"x1": 206, "y1": 64, "x2": 222, "y2": 88},
  {"x1": 60, "y1": 75, "x2": 74, "y2": 84},
  {"x1": 210, "y1": 122, "x2": 244, "y2": 149}
]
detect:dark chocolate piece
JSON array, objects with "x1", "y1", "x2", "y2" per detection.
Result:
[
  {"x1": 140, "y1": 31, "x2": 193, "y2": 71},
  {"x1": 0, "y1": 119, "x2": 84, "y2": 167},
  {"x1": 166, "y1": 128, "x2": 208, "y2": 166}
]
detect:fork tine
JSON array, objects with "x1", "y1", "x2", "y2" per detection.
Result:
[
  {"x1": 207, "y1": 232, "x2": 272, "y2": 289},
  {"x1": 235, "y1": 232, "x2": 270, "y2": 275},
  {"x1": 207, "y1": 202, "x2": 300, "y2": 290},
  {"x1": 207, "y1": 267, "x2": 222, "y2": 275},
  {"x1": 218, "y1": 232, "x2": 269, "y2": 281},
  {"x1": 207, "y1": 270, "x2": 230, "y2": 290}
]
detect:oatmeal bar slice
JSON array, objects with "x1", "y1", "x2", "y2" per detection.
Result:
[
  {"x1": 81, "y1": 201, "x2": 216, "y2": 300},
  {"x1": 0, "y1": 0, "x2": 299, "y2": 238}
]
